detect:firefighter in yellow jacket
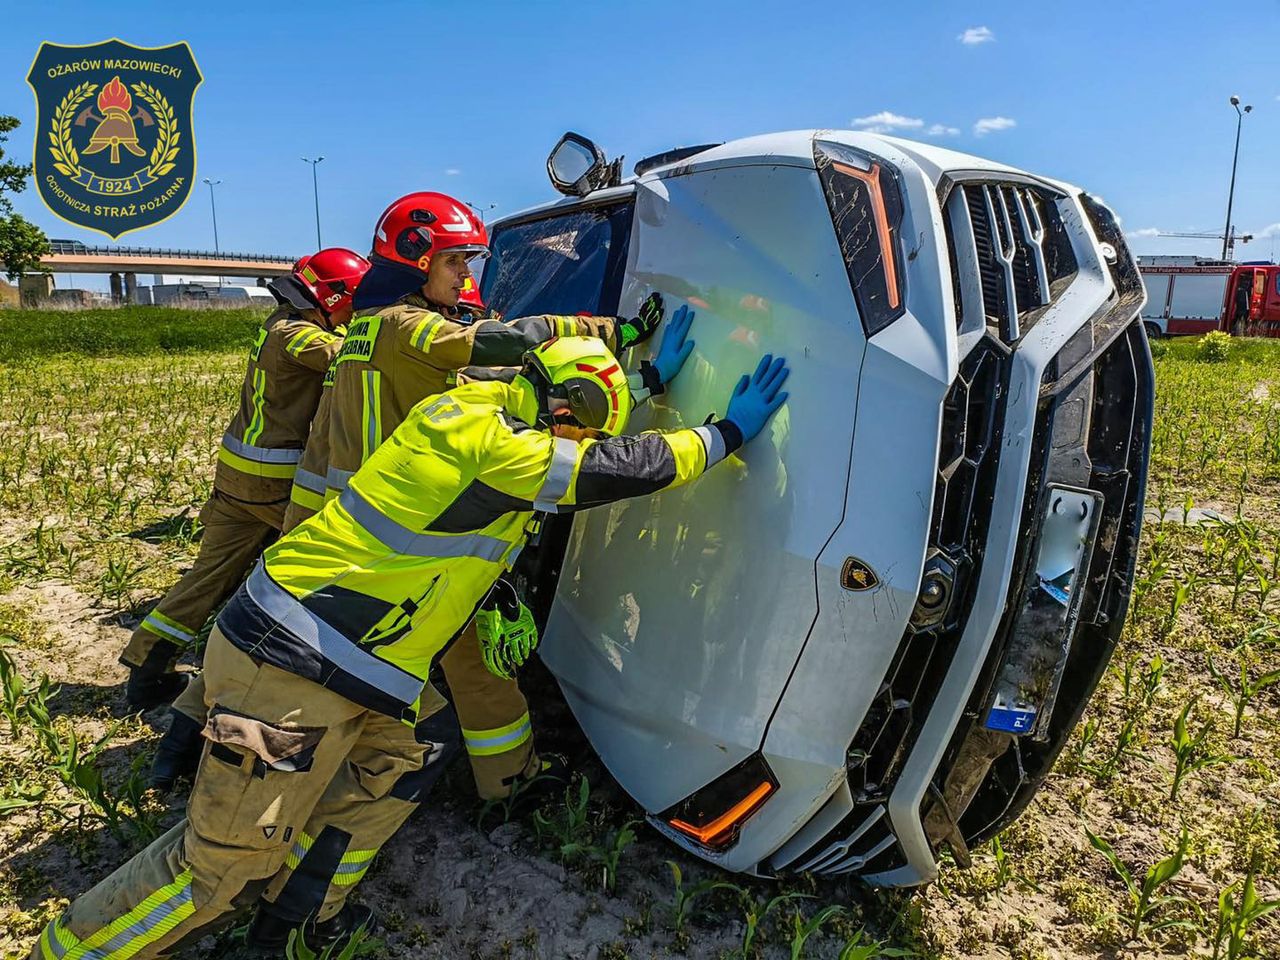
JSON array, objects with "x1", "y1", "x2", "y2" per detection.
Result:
[
  {"x1": 118, "y1": 250, "x2": 371, "y2": 710},
  {"x1": 150, "y1": 193, "x2": 668, "y2": 797},
  {"x1": 298, "y1": 192, "x2": 662, "y2": 802},
  {"x1": 33, "y1": 335, "x2": 789, "y2": 957}
]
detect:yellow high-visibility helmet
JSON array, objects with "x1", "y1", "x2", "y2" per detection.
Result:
[{"x1": 519, "y1": 336, "x2": 633, "y2": 437}]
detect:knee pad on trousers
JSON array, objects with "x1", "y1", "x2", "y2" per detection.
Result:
[
  {"x1": 262, "y1": 826, "x2": 353, "y2": 925},
  {"x1": 389, "y1": 707, "x2": 463, "y2": 804}
]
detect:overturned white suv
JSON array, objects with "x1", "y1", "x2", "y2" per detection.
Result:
[{"x1": 482, "y1": 129, "x2": 1151, "y2": 885}]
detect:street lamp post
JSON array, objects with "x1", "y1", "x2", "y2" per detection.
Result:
[
  {"x1": 202, "y1": 177, "x2": 223, "y2": 286},
  {"x1": 302, "y1": 156, "x2": 325, "y2": 248},
  {"x1": 202, "y1": 177, "x2": 222, "y2": 253},
  {"x1": 466, "y1": 201, "x2": 497, "y2": 223},
  {"x1": 1222, "y1": 96, "x2": 1252, "y2": 261}
]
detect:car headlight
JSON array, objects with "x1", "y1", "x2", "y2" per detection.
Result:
[{"x1": 814, "y1": 139, "x2": 908, "y2": 337}]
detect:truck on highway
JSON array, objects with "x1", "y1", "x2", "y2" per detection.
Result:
[
  {"x1": 485, "y1": 129, "x2": 1153, "y2": 885},
  {"x1": 1139, "y1": 257, "x2": 1280, "y2": 338}
]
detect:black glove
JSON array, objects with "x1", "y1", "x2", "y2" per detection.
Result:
[{"x1": 615, "y1": 292, "x2": 664, "y2": 350}]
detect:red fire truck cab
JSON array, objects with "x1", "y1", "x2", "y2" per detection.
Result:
[{"x1": 1139, "y1": 259, "x2": 1280, "y2": 338}]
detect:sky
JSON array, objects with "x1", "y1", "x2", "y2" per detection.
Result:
[{"x1": 4, "y1": 0, "x2": 1280, "y2": 291}]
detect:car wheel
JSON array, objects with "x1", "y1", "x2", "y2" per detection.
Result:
[{"x1": 1143, "y1": 321, "x2": 1162, "y2": 341}]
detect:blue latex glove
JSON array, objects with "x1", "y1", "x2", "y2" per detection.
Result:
[
  {"x1": 725, "y1": 354, "x2": 790, "y2": 443},
  {"x1": 653, "y1": 304, "x2": 696, "y2": 385}
]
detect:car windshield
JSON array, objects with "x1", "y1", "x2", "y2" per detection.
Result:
[{"x1": 480, "y1": 203, "x2": 632, "y2": 318}]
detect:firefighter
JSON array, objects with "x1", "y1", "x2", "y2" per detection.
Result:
[
  {"x1": 148, "y1": 193, "x2": 667, "y2": 800},
  {"x1": 118, "y1": 250, "x2": 371, "y2": 711},
  {"x1": 32, "y1": 335, "x2": 789, "y2": 958},
  {"x1": 310, "y1": 191, "x2": 663, "y2": 804}
]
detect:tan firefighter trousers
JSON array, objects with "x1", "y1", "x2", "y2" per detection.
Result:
[
  {"x1": 170, "y1": 621, "x2": 536, "y2": 800},
  {"x1": 120, "y1": 492, "x2": 285, "y2": 670},
  {"x1": 34, "y1": 627, "x2": 452, "y2": 960}
]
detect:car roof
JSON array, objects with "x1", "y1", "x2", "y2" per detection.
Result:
[{"x1": 492, "y1": 129, "x2": 1077, "y2": 229}]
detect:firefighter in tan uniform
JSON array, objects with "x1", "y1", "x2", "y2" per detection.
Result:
[
  {"x1": 32, "y1": 331, "x2": 790, "y2": 956},
  {"x1": 151, "y1": 194, "x2": 667, "y2": 799},
  {"x1": 320, "y1": 191, "x2": 664, "y2": 802},
  {"x1": 119, "y1": 250, "x2": 371, "y2": 710}
]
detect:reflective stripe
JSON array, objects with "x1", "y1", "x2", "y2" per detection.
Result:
[
  {"x1": 243, "y1": 368, "x2": 267, "y2": 446},
  {"x1": 221, "y1": 433, "x2": 304, "y2": 464},
  {"x1": 247, "y1": 564, "x2": 424, "y2": 709},
  {"x1": 334, "y1": 846, "x2": 379, "y2": 875},
  {"x1": 331, "y1": 844, "x2": 379, "y2": 885},
  {"x1": 332, "y1": 864, "x2": 372, "y2": 886},
  {"x1": 218, "y1": 446, "x2": 298, "y2": 480},
  {"x1": 411, "y1": 317, "x2": 446, "y2": 352},
  {"x1": 284, "y1": 831, "x2": 316, "y2": 871},
  {"x1": 287, "y1": 327, "x2": 329, "y2": 356},
  {"x1": 533, "y1": 437, "x2": 579, "y2": 512},
  {"x1": 325, "y1": 465, "x2": 355, "y2": 493},
  {"x1": 289, "y1": 485, "x2": 325, "y2": 513},
  {"x1": 362, "y1": 370, "x2": 382, "y2": 461},
  {"x1": 693, "y1": 425, "x2": 726, "y2": 468},
  {"x1": 60, "y1": 870, "x2": 195, "y2": 960},
  {"x1": 339, "y1": 487, "x2": 512, "y2": 562},
  {"x1": 555, "y1": 316, "x2": 573, "y2": 338},
  {"x1": 139, "y1": 610, "x2": 197, "y2": 645},
  {"x1": 294, "y1": 466, "x2": 326, "y2": 494},
  {"x1": 462, "y1": 712, "x2": 533, "y2": 757},
  {"x1": 40, "y1": 919, "x2": 74, "y2": 959}
]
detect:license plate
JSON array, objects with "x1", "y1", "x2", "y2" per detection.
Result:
[{"x1": 985, "y1": 485, "x2": 1103, "y2": 739}]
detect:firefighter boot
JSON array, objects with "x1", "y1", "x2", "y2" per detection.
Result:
[
  {"x1": 246, "y1": 901, "x2": 378, "y2": 953},
  {"x1": 148, "y1": 709, "x2": 204, "y2": 793},
  {"x1": 124, "y1": 640, "x2": 187, "y2": 711},
  {"x1": 504, "y1": 752, "x2": 571, "y2": 815}
]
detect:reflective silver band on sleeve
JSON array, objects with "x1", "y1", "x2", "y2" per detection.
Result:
[
  {"x1": 221, "y1": 432, "x2": 304, "y2": 464},
  {"x1": 693, "y1": 425, "x2": 726, "y2": 468},
  {"x1": 325, "y1": 466, "x2": 355, "y2": 493},
  {"x1": 532, "y1": 436, "x2": 579, "y2": 512},
  {"x1": 293, "y1": 467, "x2": 326, "y2": 494}
]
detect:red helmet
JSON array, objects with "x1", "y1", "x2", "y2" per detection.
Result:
[
  {"x1": 371, "y1": 192, "x2": 489, "y2": 279},
  {"x1": 292, "y1": 248, "x2": 370, "y2": 318}
]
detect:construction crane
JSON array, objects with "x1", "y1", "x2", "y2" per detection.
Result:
[{"x1": 1159, "y1": 228, "x2": 1253, "y2": 260}]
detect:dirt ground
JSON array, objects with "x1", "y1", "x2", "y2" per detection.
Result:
[{"x1": 2, "y1": 332, "x2": 1279, "y2": 959}]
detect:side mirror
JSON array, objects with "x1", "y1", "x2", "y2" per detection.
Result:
[{"x1": 547, "y1": 132, "x2": 610, "y2": 197}]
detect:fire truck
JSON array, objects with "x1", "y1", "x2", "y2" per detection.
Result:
[{"x1": 1139, "y1": 256, "x2": 1280, "y2": 337}]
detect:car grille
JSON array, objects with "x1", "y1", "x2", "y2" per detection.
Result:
[
  {"x1": 925, "y1": 194, "x2": 1151, "y2": 849},
  {"x1": 784, "y1": 338, "x2": 1010, "y2": 876},
  {"x1": 943, "y1": 180, "x2": 1079, "y2": 343}
]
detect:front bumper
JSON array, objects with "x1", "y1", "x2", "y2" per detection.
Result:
[{"x1": 770, "y1": 190, "x2": 1151, "y2": 883}]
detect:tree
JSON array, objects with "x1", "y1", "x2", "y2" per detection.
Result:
[{"x1": 0, "y1": 115, "x2": 49, "y2": 282}]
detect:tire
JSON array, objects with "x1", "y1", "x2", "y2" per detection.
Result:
[{"x1": 1143, "y1": 321, "x2": 1163, "y2": 341}]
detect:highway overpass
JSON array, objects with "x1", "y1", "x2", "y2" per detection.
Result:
[{"x1": 26, "y1": 240, "x2": 300, "y2": 303}]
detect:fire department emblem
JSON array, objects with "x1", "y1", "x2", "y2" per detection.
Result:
[{"x1": 26, "y1": 39, "x2": 202, "y2": 239}]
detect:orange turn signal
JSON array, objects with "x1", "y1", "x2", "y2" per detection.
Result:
[
  {"x1": 668, "y1": 779, "x2": 776, "y2": 848},
  {"x1": 832, "y1": 160, "x2": 900, "y2": 309}
]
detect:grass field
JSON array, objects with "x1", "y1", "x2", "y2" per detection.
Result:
[{"x1": 0, "y1": 309, "x2": 1277, "y2": 959}]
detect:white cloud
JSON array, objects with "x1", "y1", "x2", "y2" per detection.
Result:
[
  {"x1": 958, "y1": 26, "x2": 995, "y2": 45},
  {"x1": 445, "y1": 168, "x2": 461, "y2": 176},
  {"x1": 1126, "y1": 227, "x2": 1161, "y2": 239},
  {"x1": 1256, "y1": 222, "x2": 1280, "y2": 238},
  {"x1": 973, "y1": 116, "x2": 1017, "y2": 136},
  {"x1": 851, "y1": 110, "x2": 925, "y2": 134},
  {"x1": 926, "y1": 123, "x2": 960, "y2": 137}
]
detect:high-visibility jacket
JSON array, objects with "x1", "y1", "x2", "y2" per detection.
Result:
[
  {"x1": 322, "y1": 293, "x2": 619, "y2": 499},
  {"x1": 217, "y1": 378, "x2": 742, "y2": 722},
  {"x1": 216, "y1": 306, "x2": 343, "y2": 504}
]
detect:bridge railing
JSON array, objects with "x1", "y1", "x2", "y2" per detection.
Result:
[{"x1": 47, "y1": 239, "x2": 297, "y2": 264}]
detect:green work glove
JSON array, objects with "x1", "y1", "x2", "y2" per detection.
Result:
[
  {"x1": 616, "y1": 292, "x2": 664, "y2": 350},
  {"x1": 476, "y1": 579, "x2": 539, "y2": 680}
]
